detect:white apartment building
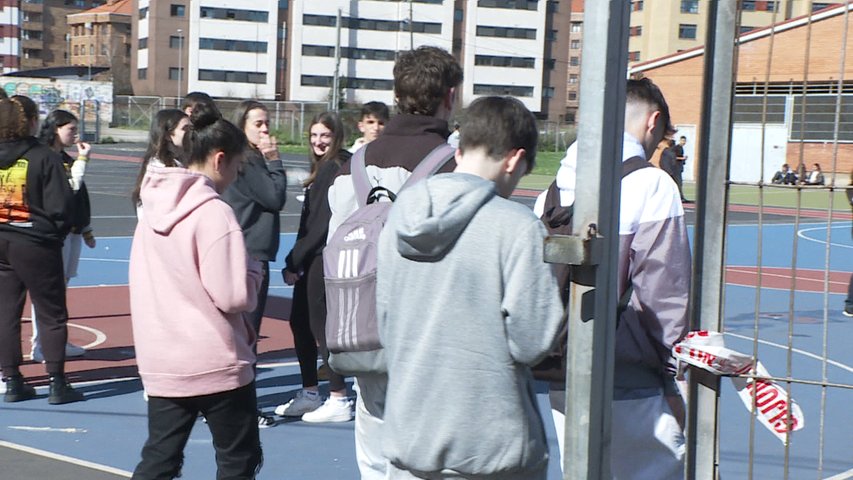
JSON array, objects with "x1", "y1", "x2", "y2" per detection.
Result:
[
  {"x1": 0, "y1": 2, "x2": 20, "y2": 74},
  {"x1": 461, "y1": 0, "x2": 547, "y2": 113},
  {"x1": 187, "y1": 0, "x2": 278, "y2": 99},
  {"x1": 288, "y1": 0, "x2": 455, "y2": 106}
]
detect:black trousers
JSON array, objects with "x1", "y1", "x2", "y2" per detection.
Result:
[
  {"x1": 132, "y1": 382, "x2": 262, "y2": 480},
  {"x1": 246, "y1": 261, "x2": 270, "y2": 357},
  {"x1": 289, "y1": 255, "x2": 346, "y2": 391},
  {"x1": 0, "y1": 237, "x2": 68, "y2": 377}
]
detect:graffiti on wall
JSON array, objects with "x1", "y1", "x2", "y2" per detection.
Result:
[{"x1": 0, "y1": 77, "x2": 113, "y2": 123}]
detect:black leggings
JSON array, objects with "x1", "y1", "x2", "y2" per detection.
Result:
[
  {"x1": 288, "y1": 255, "x2": 346, "y2": 392},
  {"x1": 0, "y1": 237, "x2": 68, "y2": 377}
]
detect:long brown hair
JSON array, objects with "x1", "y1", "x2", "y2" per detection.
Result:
[
  {"x1": 305, "y1": 111, "x2": 345, "y2": 187},
  {"x1": 0, "y1": 96, "x2": 30, "y2": 141}
]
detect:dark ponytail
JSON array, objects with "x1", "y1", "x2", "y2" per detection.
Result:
[{"x1": 186, "y1": 100, "x2": 247, "y2": 167}]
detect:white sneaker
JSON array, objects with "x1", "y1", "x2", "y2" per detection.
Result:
[
  {"x1": 30, "y1": 342, "x2": 87, "y2": 363},
  {"x1": 301, "y1": 396, "x2": 353, "y2": 423},
  {"x1": 274, "y1": 390, "x2": 322, "y2": 417}
]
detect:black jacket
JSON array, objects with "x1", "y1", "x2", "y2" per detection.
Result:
[
  {"x1": 221, "y1": 148, "x2": 288, "y2": 261},
  {"x1": 285, "y1": 150, "x2": 351, "y2": 273},
  {"x1": 0, "y1": 137, "x2": 73, "y2": 246}
]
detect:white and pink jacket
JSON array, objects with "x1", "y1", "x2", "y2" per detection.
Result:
[{"x1": 129, "y1": 165, "x2": 263, "y2": 398}]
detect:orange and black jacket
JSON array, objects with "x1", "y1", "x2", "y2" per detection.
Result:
[{"x1": 0, "y1": 137, "x2": 73, "y2": 246}]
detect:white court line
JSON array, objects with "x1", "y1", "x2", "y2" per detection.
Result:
[
  {"x1": 0, "y1": 440, "x2": 132, "y2": 478},
  {"x1": 78, "y1": 257, "x2": 129, "y2": 263},
  {"x1": 8, "y1": 426, "x2": 88, "y2": 433},
  {"x1": 825, "y1": 468, "x2": 853, "y2": 480},
  {"x1": 797, "y1": 224, "x2": 853, "y2": 250},
  {"x1": 724, "y1": 332, "x2": 853, "y2": 375}
]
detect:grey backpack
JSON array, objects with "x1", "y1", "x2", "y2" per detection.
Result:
[{"x1": 324, "y1": 143, "x2": 455, "y2": 376}]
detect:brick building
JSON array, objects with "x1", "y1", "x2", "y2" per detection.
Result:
[
  {"x1": 630, "y1": 3, "x2": 853, "y2": 183},
  {"x1": 68, "y1": 0, "x2": 132, "y2": 94}
]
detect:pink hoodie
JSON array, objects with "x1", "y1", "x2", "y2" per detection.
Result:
[{"x1": 129, "y1": 166, "x2": 263, "y2": 397}]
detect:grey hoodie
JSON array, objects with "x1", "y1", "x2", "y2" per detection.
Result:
[{"x1": 377, "y1": 173, "x2": 564, "y2": 479}]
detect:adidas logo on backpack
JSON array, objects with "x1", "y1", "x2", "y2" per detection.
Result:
[{"x1": 323, "y1": 143, "x2": 455, "y2": 376}]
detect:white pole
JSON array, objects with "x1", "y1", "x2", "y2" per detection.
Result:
[
  {"x1": 331, "y1": 9, "x2": 341, "y2": 111},
  {"x1": 177, "y1": 28, "x2": 183, "y2": 103}
]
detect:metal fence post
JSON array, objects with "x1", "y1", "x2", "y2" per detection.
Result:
[
  {"x1": 543, "y1": 1, "x2": 629, "y2": 478},
  {"x1": 686, "y1": 1, "x2": 738, "y2": 479}
]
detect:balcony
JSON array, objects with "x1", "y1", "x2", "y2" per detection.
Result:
[
  {"x1": 21, "y1": 21, "x2": 43, "y2": 31},
  {"x1": 22, "y1": 38, "x2": 43, "y2": 50},
  {"x1": 21, "y1": 1, "x2": 44, "y2": 13},
  {"x1": 21, "y1": 57, "x2": 42, "y2": 69}
]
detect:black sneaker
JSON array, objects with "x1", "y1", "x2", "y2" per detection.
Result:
[
  {"x1": 48, "y1": 375, "x2": 84, "y2": 405},
  {"x1": 3, "y1": 375, "x2": 36, "y2": 403},
  {"x1": 258, "y1": 411, "x2": 276, "y2": 429}
]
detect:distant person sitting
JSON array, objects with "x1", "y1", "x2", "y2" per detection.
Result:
[
  {"x1": 772, "y1": 163, "x2": 797, "y2": 185},
  {"x1": 804, "y1": 163, "x2": 825, "y2": 185},
  {"x1": 348, "y1": 101, "x2": 389, "y2": 153}
]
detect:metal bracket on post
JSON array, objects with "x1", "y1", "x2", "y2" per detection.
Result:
[{"x1": 544, "y1": 230, "x2": 602, "y2": 268}]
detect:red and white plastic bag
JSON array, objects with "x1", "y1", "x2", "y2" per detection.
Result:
[{"x1": 673, "y1": 330, "x2": 804, "y2": 443}]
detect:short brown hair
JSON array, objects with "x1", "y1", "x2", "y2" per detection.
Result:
[
  {"x1": 393, "y1": 46, "x2": 463, "y2": 116},
  {"x1": 459, "y1": 96, "x2": 538, "y2": 173},
  {"x1": 0, "y1": 97, "x2": 30, "y2": 141},
  {"x1": 626, "y1": 78, "x2": 675, "y2": 136}
]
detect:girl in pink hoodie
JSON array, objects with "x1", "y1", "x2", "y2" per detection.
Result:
[{"x1": 129, "y1": 103, "x2": 264, "y2": 479}]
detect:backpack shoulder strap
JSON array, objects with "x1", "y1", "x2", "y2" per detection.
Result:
[
  {"x1": 621, "y1": 155, "x2": 653, "y2": 179},
  {"x1": 402, "y1": 143, "x2": 456, "y2": 190},
  {"x1": 350, "y1": 145, "x2": 371, "y2": 208}
]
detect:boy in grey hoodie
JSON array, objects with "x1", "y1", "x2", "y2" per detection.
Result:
[{"x1": 376, "y1": 96, "x2": 564, "y2": 479}]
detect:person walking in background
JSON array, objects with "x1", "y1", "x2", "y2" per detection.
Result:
[
  {"x1": 0, "y1": 95, "x2": 83, "y2": 405},
  {"x1": 326, "y1": 46, "x2": 463, "y2": 479},
  {"x1": 376, "y1": 96, "x2": 564, "y2": 479},
  {"x1": 348, "y1": 101, "x2": 389, "y2": 154},
  {"x1": 129, "y1": 104, "x2": 263, "y2": 480},
  {"x1": 28, "y1": 110, "x2": 96, "y2": 362},
  {"x1": 181, "y1": 91, "x2": 219, "y2": 118},
  {"x1": 275, "y1": 112, "x2": 354, "y2": 423},
  {"x1": 672, "y1": 135, "x2": 688, "y2": 201},
  {"x1": 659, "y1": 138, "x2": 678, "y2": 182},
  {"x1": 132, "y1": 109, "x2": 190, "y2": 216},
  {"x1": 222, "y1": 100, "x2": 288, "y2": 428}
]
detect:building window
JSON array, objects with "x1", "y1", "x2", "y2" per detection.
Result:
[
  {"x1": 303, "y1": 44, "x2": 396, "y2": 61},
  {"x1": 570, "y1": 56, "x2": 579, "y2": 66},
  {"x1": 138, "y1": 6, "x2": 148, "y2": 19},
  {"x1": 543, "y1": 86, "x2": 555, "y2": 98},
  {"x1": 740, "y1": 25, "x2": 756, "y2": 34},
  {"x1": 629, "y1": 25, "x2": 642, "y2": 36},
  {"x1": 473, "y1": 84, "x2": 534, "y2": 97},
  {"x1": 73, "y1": 45, "x2": 79, "y2": 55},
  {"x1": 89, "y1": 44, "x2": 94, "y2": 55},
  {"x1": 568, "y1": 74, "x2": 578, "y2": 84},
  {"x1": 171, "y1": 4, "x2": 185, "y2": 17},
  {"x1": 476, "y1": 0, "x2": 538, "y2": 10},
  {"x1": 137, "y1": 68, "x2": 147, "y2": 79},
  {"x1": 474, "y1": 54, "x2": 536, "y2": 69},
  {"x1": 169, "y1": 36, "x2": 182, "y2": 48},
  {"x1": 303, "y1": 14, "x2": 442, "y2": 34},
  {"x1": 476, "y1": 25, "x2": 536, "y2": 39},
  {"x1": 742, "y1": 1, "x2": 777, "y2": 12},
  {"x1": 568, "y1": 91, "x2": 577, "y2": 101},
  {"x1": 812, "y1": 2, "x2": 832, "y2": 12},
  {"x1": 169, "y1": 67, "x2": 183, "y2": 80},
  {"x1": 199, "y1": 7, "x2": 269, "y2": 22},
  {"x1": 632, "y1": 1, "x2": 643, "y2": 12},
  {"x1": 570, "y1": 39, "x2": 580, "y2": 49},
  {"x1": 138, "y1": 37, "x2": 147, "y2": 49},
  {"x1": 545, "y1": 58, "x2": 556, "y2": 69},
  {"x1": 680, "y1": 0, "x2": 699, "y2": 14},
  {"x1": 199, "y1": 69, "x2": 268, "y2": 84},
  {"x1": 628, "y1": 51, "x2": 641, "y2": 62},
  {"x1": 101, "y1": 43, "x2": 107, "y2": 55},
  {"x1": 678, "y1": 24, "x2": 697, "y2": 39},
  {"x1": 199, "y1": 38, "x2": 267, "y2": 53},
  {"x1": 571, "y1": 22, "x2": 582, "y2": 33}
]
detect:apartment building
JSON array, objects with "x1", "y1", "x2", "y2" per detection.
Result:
[
  {"x1": 627, "y1": 0, "x2": 841, "y2": 64},
  {"x1": 287, "y1": 0, "x2": 565, "y2": 117},
  {"x1": 0, "y1": 0, "x2": 19, "y2": 73},
  {"x1": 287, "y1": 1, "x2": 455, "y2": 107},
  {"x1": 68, "y1": 0, "x2": 132, "y2": 92},
  {"x1": 132, "y1": 0, "x2": 280, "y2": 99},
  {"x1": 564, "y1": 0, "x2": 583, "y2": 123}
]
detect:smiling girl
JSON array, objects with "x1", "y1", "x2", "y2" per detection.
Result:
[{"x1": 274, "y1": 112, "x2": 354, "y2": 423}]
